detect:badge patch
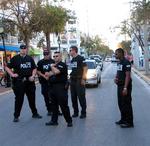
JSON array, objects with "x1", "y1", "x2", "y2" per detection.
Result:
[
  {"x1": 43, "y1": 64, "x2": 50, "y2": 70},
  {"x1": 117, "y1": 64, "x2": 123, "y2": 71},
  {"x1": 70, "y1": 62, "x2": 77, "y2": 68},
  {"x1": 20, "y1": 62, "x2": 31, "y2": 69}
]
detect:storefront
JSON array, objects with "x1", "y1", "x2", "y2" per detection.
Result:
[{"x1": 0, "y1": 45, "x2": 19, "y2": 71}]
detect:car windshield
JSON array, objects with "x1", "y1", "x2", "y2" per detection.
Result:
[
  {"x1": 94, "y1": 58, "x2": 101, "y2": 63},
  {"x1": 86, "y1": 61, "x2": 96, "y2": 69}
]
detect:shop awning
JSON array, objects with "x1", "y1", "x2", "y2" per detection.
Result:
[{"x1": 0, "y1": 45, "x2": 20, "y2": 52}]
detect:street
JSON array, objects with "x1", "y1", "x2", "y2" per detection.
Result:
[{"x1": 0, "y1": 62, "x2": 150, "y2": 146}]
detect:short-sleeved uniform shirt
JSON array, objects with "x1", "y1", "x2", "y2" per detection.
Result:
[
  {"x1": 7, "y1": 54, "x2": 36, "y2": 77},
  {"x1": 49, "y1": 61, "x2": 67, "y2": 84},
  {"x1": 70, "y1": 55, "x2": 87, "y2": 79},
  {"x1": 117, "y1": 58, "x2": 132, "y2": 85},
  {"x1": 37, "y1": 58, "x2": 54, "y2": 83}
]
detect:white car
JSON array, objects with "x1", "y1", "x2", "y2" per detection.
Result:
[
  {"x1": 105, "y1": 56, "x2": 111, "y2": 62},
  {"x1": 85, "y1": 60, "x2": 101, "y2": 87},
  {"x1": 89, "y1": 55, "x2": 102, "y2": 61},
  {"x1": 93, "y1": 57, "x2": 103, "y2": 71},
  {"x1": 67, "y1": 60, "x2": 101, "y2": 87}
]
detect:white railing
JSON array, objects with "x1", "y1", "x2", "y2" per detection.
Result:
[{"x1": 0, "y1": 35, "x2": 18, "y2": 45}]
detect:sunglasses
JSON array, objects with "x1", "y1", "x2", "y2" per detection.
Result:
[
  {"x1": 53, "y1": 55, "x2": 59, "y2": 58},
  {"x1": 43, "y1": 53, "x2": 49, "y2": 56}
]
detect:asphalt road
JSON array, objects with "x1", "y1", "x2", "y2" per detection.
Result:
[{"x1": 0, "y1": 62, "x2": 150, "y2": 146}]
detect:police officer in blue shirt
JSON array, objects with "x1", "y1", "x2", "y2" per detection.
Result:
[
  {"x1": 5, "y1": 44, "x2": 42, "y2": 122},
  {"x1": 114, "y1": 48, "x2": 134, "y2": 128}
]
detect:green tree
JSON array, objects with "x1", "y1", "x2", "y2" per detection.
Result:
[
  {"x1": 0, "y1": 0, "x2": 70, "y2": 51},
  {"x1": 80, "y1": 33, "x2": 113, "y2": 56},
  {"x1": 32, "y1": 4, "x2": 70, "y2": 51},
  {"x1": 0, "y1": 0, "x2": 42, "y2": 48},
  {"x1": 119, "y1": 40, "x2": 131, "y2": 54}
]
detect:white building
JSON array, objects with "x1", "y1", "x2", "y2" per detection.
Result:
[{"x1": 131, "y1": 26, "x2": 150, "y2": 70}]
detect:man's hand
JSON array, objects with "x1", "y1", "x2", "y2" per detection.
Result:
[
  {"x1": 122, "y1": 88, "x2": 128, "y2": 96},
  {"x1": 114, "y1": 78, "x2": 118, "y2": 84},
  {"x1": 51, "y1": 64, "x2": 56, "y2": 68},
  {"x1": 29, "y1": 75, "x2": 35, "y2": 82},
  {"x1": 45, "y1": 71, "x2": 54, "y2": 80},
  {"x1": 81, "y1": 79, "x2": 86, "y2": 85},
  {"x1": 11, "y1": 73, "x2": 19, "y2": 78}
]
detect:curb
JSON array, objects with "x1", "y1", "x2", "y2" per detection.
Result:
[
  {"x1": 0, "y1": 89, "x2": 13, "y2": 96},
  {"x1": 132, "y1": 67, "x2": 150, "y2": 85}
]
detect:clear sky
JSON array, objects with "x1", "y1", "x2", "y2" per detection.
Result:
[{"x1": 70, "y1": 0, "x2": 131, "y2": 50}]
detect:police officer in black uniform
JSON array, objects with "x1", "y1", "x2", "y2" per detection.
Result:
[
  {"x1": 69, "y1": 46, "x2": 88, "y2": 119},
  {"x1": 114, "y1": 48, "x2": 134, "y2": 128},
  {"x1": 37, "y1": 49, "x2": 54, "y2": 116},
  {"x1": 45, "y1": 51, "x2": 72, "y2": 127},
  {"x1": 5, "y1": 44, "x2": 42, "y2": 122}
]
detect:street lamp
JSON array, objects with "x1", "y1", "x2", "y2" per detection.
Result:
[
  {"x1": 0, "y1": 26, "x2": 11, "y2": 87},
  {"x1": 57, "y1": 34, "x2": 61, "y2": 52}
]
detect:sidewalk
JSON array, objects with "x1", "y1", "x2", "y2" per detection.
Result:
[
  {"x1": 0, "y1": 86, "x2": 12, "y2": 96},
  {"x1": 132, "y1": 67, "x2": 150, "y2": 85}
]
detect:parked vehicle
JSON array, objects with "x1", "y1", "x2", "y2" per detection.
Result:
[
  {"x1": 89, "y1": 55, "x2": 102, "y2": 61},
  {"x1": 67, "y1": 59, "x2": 101, "y2": 87},
  {"x1": 92, "y1": 58, "x2": 103, "y2": 71},
  {"x1": 105, "y1": 56, "x2": 111, "y2": 62},
  {"x1": 85, "y1": 59, "x2": 101, "y2": 87},
  {"x1": 111, "y1": 54, "x2": 118, "y2": 63}
]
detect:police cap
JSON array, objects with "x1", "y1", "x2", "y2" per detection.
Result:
[{"x1": 20, "y1": 44, "x2": 27, "y2": 49}]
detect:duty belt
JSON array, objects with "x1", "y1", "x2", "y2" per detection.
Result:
[
  {"x1": 15, "y1": 76, "x2": 29, "y2": 82},
  {"x1": 70, "y1": 76, "x2": 82, "y2": 80}
]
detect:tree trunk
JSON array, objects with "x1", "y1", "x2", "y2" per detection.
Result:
[
  {"x1": 143, "y1": 24, "x2": 150, "y2": 75},
  {"x1": 24, "y1": 36, "x2": 30, "y2": 54},
  {"x1": 45, "y1": 32, "x2": 51, "y2": 52}
]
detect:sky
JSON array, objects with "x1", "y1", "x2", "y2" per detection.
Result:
[{"x1": 69, "y1": 0, "x2": 131, "y2": 50}]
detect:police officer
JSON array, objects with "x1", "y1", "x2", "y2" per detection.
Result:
[
  {"x1": 45, "y1": 51, "x2": 72, "y2": 127},
  {"x1": 114, "y1": 48, "x2": 134, "y2": 128},
  {"x1": 5, "y1": 44, "x2": 42, "y2": 122},
  {"x1": 69, "y1": 46, "x2": 88, "y2": 119},
  {"x1": 37, "y1": 49, "x2": 54, "y2": 116}
]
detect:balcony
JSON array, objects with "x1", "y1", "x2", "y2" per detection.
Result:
[
  {"x1": 0, "y1": 35, "x2": 19, "y2": 52},
  {"x1": 0, "y1": 35, "x2": 18, "y2": 45}
]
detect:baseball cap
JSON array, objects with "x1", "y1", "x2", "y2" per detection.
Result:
[{"x1": 20, "y1": 44, "x2": 27, "y2": 49}]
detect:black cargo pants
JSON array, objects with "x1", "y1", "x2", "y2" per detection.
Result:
[
  {"x1": 50, "y1": 83, "x2": 72, "y2": 123},
  {"x1": 41, "y1": 82, "x2": 52, "y2": 113},
  {"x1": 117, "y1": 84, "x2": 133, "y2": 124},
  {"x1": 70, "y1": 79, "x2": 87, "y2": 115},
  {"x1": 12, "y1": 78, "x2": 38, "y2": 118}
]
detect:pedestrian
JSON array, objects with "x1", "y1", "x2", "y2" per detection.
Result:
[
  {"x1": 114, "y1": 48, "x2": 134, "y2": 128},
  {"x1": 5, "y1": 44, "x2": 42, "y2": 122},
  {"x1": 37, "y1": 49, "x2": 54, "y2": 116},
  {"x1": 69, "y1": 46, "x2": 88, "y2": 119},
  {"x1": 45, "y1": 51, "x2": 72, "y2": 127}
]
